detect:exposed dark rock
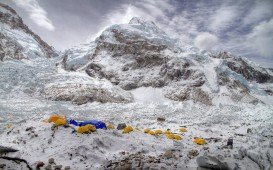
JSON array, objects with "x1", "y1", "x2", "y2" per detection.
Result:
[
  {"x1": 85, "y1": 69, "x2": 95, "y2": 77},
  {"x1": 117, "y1": 123, "x2": 127, "y2": 130},
  {"x1": 174, "y1": 89, "x2": 190, "y2": 101},
  {"x1": 64, "y1": 166, "x2": 71, "y2": 170},
  {"x1": 132, "y1": 54, "x2": 165, "y2": 69},
  {"x1": 157, "y1": 117, "x2": 166, "y2": 122},
  {"x1": 227, "y1": 138, "x2": 233, "y2": 149},
  {"x1": 0, "y1": 146, "x2": 18, "y2": 154},
  {"x1": 0, "y1": 156, "x2": 32, "y2": 170},
  {"x1": 0, "y1": 164, "x2": 6, "y2": 168},
  {"x1": 54, "y1": 165, "x2": 62, "y2": 170},
  {"x1": 191, "y1": 88, "x2": 212, "y2": 105},
  {"x1": 122, "y1": 82, "x2": 138, "y2": 90},
  {"x1": 48, "y1": 158, "x2": 55, "y2": 164},
  {"x1": 265, "y1": 89, "x2": 273, "y2": 95},
  {"x1": 25, "y1": 127, "x2": 34, "y2": 131},
  {"x1": 122, "y1": 66, "x2": 129, "y2": 71},
  {"x1": 36, "y1": 161, "x2": 45, "y2": 169},
  {"x1": 166, "y1": 87, "x2": 212, "y2": 105},
  {"x1": 187, "y1": 149, "x2": 199, "y2": 159},
  {"x1": 247, "y1": 128, "x2": 252, "y2": 134}
]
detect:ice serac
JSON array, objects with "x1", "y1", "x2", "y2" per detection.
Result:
[
  {"x1": 0, "y1": 3, "x2": 57, "y2": 61},
  {"x1": 62, "y1": 17, "x2": 273, "y2": 105}
]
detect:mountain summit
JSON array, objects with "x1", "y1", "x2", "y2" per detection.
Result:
[
  {"x1": 129, "y1": 17, "x2": 146, "y2": 24},
  {"x1": 128, "y1": 17, "x2": 167, "y2": 36}
]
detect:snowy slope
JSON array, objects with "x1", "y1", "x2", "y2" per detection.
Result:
[{"x1": 0, "y1": 98, "x2": 272, "y2": 169}]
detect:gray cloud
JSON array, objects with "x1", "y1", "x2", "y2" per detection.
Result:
[
  {"x1": 209, "y1": 5, "x2": 239, "y2": 32},
  {"x1": 194, "y1": 32, "x2": 218, "y2": 51},
  {"x1": 243, "y1": 0, "x2": 273, "y2": 26},
  {"x1": 12, "y1": 0, "x2": 55, "y2": 31},
  {"x1": 247, "y1": 18, "x2": 273, "y2": 57}
]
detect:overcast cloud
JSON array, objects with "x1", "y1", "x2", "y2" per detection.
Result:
[
  {"x1": 12, "y1": 0, "x2": 55, "y2": 31},
  {"x1": 1, "y1": 0, "x2": 273, "y2": 67}
]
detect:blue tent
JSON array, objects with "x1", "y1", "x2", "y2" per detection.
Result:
[{"x1": 69, "y1": 119, "x2": 107, "y2": 129}]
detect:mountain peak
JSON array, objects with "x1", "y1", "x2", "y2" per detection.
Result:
[
  {"x1": 128, "y1": 17, "x2": 158, "y2": 30},
  {"x1": 128, "y1": 17, "x2": 144, "y2": 24},
  {"x1": 0, "y1": 3, "x2": 17, "y2": 15},
  {"x1": 94, "y1": 16, "x2": 170, "y2": 47}
]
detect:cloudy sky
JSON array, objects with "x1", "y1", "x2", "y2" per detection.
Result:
[{"x1": 1, "y1": 0, "x2": 273, "y2": 67}]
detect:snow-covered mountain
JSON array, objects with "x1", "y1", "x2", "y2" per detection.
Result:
[
  {"x1": 62, "y1": 17, "x2": 273, "y2": 105},
  {"x1": 1, "y1": 5, "x2": 273, "y2": 170}
]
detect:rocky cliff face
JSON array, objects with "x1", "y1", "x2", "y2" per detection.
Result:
[
  {"x1": 0, "y1": 3, "x2": 57, "y2": 61},
  {"x1": 62, "y1": 17, "x2": 273, "y2": 105}
]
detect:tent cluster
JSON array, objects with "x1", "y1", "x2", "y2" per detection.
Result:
[
  {"x1": 77, "y1": 124, "x2": 96, "y2": 134},
  {"x1": 143, "y1": 128, "x2": 182, "y2": 140},
  {"x1": 194, "y1": 137, "x2": 207, "y2": 145},
  {"x1": 47, "y1": 115, "x2": 207, "y2": 145},
  {"x1": 48, "y1": 115, "x2": 67, "y2": 126}
]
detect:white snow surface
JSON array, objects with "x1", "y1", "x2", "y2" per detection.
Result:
[
  {"x1": 0, "y1": 96, "x2": 272, "y2": 169},
  {"x1": 131, "y1": 87, "x2": 171, "y2": 104}
]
